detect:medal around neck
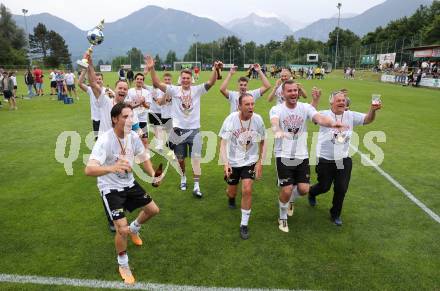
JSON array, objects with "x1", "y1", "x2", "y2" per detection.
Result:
[{"x1": 76, "y1": 20, "x2": 105, "y2": 69}]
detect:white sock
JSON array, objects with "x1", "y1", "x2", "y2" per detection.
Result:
[
  {"x1": 279, "y1": 200, "x2": 289, "y2": 220},
  {"x1": 117, "y1": 252, "x2": 129, "y2": 267},
  {"x1": 289, "y1": 186, "x2": 300, "y2": 203},
  {"x1": 240, "y1": 209, "x2": 251, "y2": 226},
  {"x1": 194, "y1": 177, "x2": 200, "y2": 190},
  {"x1": 181, "y1": 175, "x2": 186, "y2": 184},
  {"x1": 129, "y1": 219, "x2": 141, "y2": 234}
]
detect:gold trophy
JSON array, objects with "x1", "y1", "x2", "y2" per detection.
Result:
[{"x1": 77, "y1": 20, "x2": 105, "y2": 69}]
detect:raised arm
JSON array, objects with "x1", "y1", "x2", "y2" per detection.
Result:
[
  {"x1": 86, "y1": 56, "x2": 102, "y2": 98},
  {"x1": 205, "y1": 61, "x2": 222, "y2": 90},
  {"x1": 267, "y1": 79, "x2": 282, "y2": 102},
  {"x1": 219, "y1": 66, "x2": 236, "y2": 98},
  {"x1": 254, "y1": 64, "x2": 271, "y2": 95},
  {"x1": 363, "y1": 103, "x2": 382, "y2": 125},
  {"x1": 312, "y1": 113, "x2": 345, "y2": 130},
  {"x1": 145, "y1": 55, "x2": 167, "y2": 93},
  {"x1": 78, "y1": 69, "x2": 88, "y2": 92},
  {"x1": 310, "y1": 86, "x2": 321, "y2": 109}
]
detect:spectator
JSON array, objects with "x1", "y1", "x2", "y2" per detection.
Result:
[
  {"x1": 24, "y1": 68, "x2": 35, "y2": 98},
  {"x1": 33, "y1": 66, "x2": 44, "y2": 96}
]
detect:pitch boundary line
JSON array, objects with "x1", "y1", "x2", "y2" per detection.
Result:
[
  {"x1": 352, "y1": 146, "x2": 440, "y2": 224},
  {"x1": 0, "y1": 273, "x2": 308, "y2": 291}
]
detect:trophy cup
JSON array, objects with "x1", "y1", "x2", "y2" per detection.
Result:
[
  {"x1": 216, "y1": 61, "x2": 223, "y2": 80},
  {"x1": 76, "y1": 20, "x2": 105, "y2": 69}
]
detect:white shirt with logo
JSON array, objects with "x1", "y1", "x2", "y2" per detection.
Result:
[
  {"x1": 149, "y1": 87, "x2": 163, "y2": 114},
  {"x1": 219, "y1": 112, "x2": 266, "y2": 168},
  {"x1": 269, "y1": 102, "x2": 318, "y2": 159},
  {"x1": 227, "y1": 89, "x2": 261, "y2": 113},
  {"x1": 275, "y1": 86, "x2": 284, "y2": 105},
  {"x1": 126, "y1": 87, "x2": 151, "y2": 123},
  {"x1": 159, "y1": 89, "x2": 172, "y2": 119},
  {"x1": 86, "y1": 86, "x2": 102, "y2": 121},
  {"x1": 316, "y1": 110, "x2": 366, "y2": 160},
  {"x1": 166, "y1": 84, "x2": 207, "y2": 129},
  {"x1": 96, "y1": 91, "x2": 118, "y2": 135},
  {"x1": 89, "y1": 129, "x2": 145, "y2": 193}
]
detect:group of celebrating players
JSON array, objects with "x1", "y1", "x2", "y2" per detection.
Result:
[{"x1": 81, "y1": 53, "x2": 382, "y2": 284}]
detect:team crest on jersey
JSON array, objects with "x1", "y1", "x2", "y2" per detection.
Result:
[
  {"x1": 282, "y1": 114, "x2": 303, "y2": 137},
  {"x1": 180, "y1": 93, "x2": 193, "y2": 116},
  {"x1": 330, "y1": 129, "x2": 350, "y2": 144},
  {"x1": 232, "y1": 128, "x2": 256, "y2": 151}
]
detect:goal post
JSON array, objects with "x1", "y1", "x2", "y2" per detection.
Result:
[{"x1": 173, "y1": 61, "x2": 201, "y2": 71}]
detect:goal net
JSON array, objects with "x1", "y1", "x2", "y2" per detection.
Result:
[{"x1": 173, "y1": 61, "x2": 201, "y2": 71}]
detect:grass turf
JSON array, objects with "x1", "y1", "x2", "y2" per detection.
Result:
[{"x1": 0, "y1": 70, "x2": 439, "y2": 290}]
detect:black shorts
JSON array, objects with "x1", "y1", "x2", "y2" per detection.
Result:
[
  {"x1": 101, "y1": 181, "x2": 152, "y2": 221},
  {"x1": 225, "y1": 164, "x2": 256, "y2": 185},
  {"x1": 3, "y1": 90, "x2": 12, "y2": 99},
  {"x1": 67, "y1": 84, "x2": 75, "y2": 90},
  {"x1": 276, "y1": 157, "x2": 310, "y2": 187},
  {"x1": 148, "y1": 112, "x2": 164, "y2": 126},
  {"x1": 50, "y1": 81, "x2": 57, "y2": 88},
  {"x1": 139, "y1": 122, "x2": 149, "y2": 139},
  {"x1": 171, "y1": 128, "x2": 201, "y2": 159}
]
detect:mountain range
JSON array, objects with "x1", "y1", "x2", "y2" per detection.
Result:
[{"x1": 12, "y1": 0, "x2": 434, "y2": 61}]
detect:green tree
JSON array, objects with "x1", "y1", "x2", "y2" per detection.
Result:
[
  {"x1": 0, "y1": 4, "x2": 27, "y2": 65},
  {"x1": 165, "y1": 50, "x2": 178, "y2": 65},
  {"x1": 423, "y1": 14, "x2": 440, "y2": 44},
  {"x1": 29, "y1": 23, "x2": 49, "y2": 58},
  {"x1": 154, "y1": 54, "x2": 162, "y2": 70},
  {"x1": 126, "y1": 47, "x2": 143, "y2": 71},
  {"x1": 46, "y1": 30, "x2": 71, "y2": 67}
]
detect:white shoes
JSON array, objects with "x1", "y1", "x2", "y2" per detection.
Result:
[{"x1": 278, "y1": 219, "x2": 289, "y2": 233}]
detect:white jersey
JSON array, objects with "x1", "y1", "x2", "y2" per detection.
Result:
[
  {"x1": 275, "y1": 86, "x2": 284, "y2": 105},
  {"x1": 11, "y1": 76, "x2": 17, "y2": 86},
  {"x1": 219, "y1": 112, "x2": 266, "y2": 167},
  {"x1": 149, "y1": 87, "x2": 163, "y2": 114},
  {"x1": 126, "y1": 87, "x2": 151, "y2": 123},
  {"x1": 158, "y1": 89, "x2": 172, "y2": 119},
  {"x1": 50, "y1": 72, "x2": 56, "y2": 82},
  {"x1": 269, "y1": 102, "x2": 318, "y2": 159},
  {"x1": 65, "y1": 73, "x2": 75, "y2": 85},
  {"x1": 227, "y1": 89, "x2": 261, "y2": 113},
  {"x1": 86, "y1": 86, "x2": 102, "y2": 121},
  {"x1": 89, "y1": 129, "x2": 145, "y2": 193},
  {"x1": 166, "y1": 84, "x2": 207, "y2": 129},
  {"x1": 96, "y1": 91, "x2": 118, "y2": 135},
  {"x1": 316, "y1": 110, "x2": 365, "y2": 160}
]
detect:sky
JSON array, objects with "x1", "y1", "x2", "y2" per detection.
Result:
[{"x1": 4, "y1": 0, "x2": 386, "y2": 30}]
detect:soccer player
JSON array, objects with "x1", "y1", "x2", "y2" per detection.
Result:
[
  {"x1": 270, "y1": 80, "x2": 344, "y2": 232},
  {"x1": 87, "y1": 56, "x2": 129, "y2": 136},
  {"x1": 85, "y1": 102, "x2": 161, "y2": 285},
  {"x1": 219, "y1": 64, "x2": 271, "y2": 113},
  {"x1": 126, "y1": 72, "x2": 151, "y2": 148},
  {"x1": 267, "y1": 68, "x2": 308, "y2": 104},
  {"x1": 308, "y1": 91, "x2": 381, "y2": 226},
  {"x1": 146, "y1": 54, "x2": 222, "y2": 198},
  {"x1": 219, "y1": 93, "x2": 265, "y2": 239},
  {"x1": 152, "y1": 72, "x2": 174, "y2": 151},
  {"x1": 78, "y1": 69, "x2": 104, "y2": 139}
]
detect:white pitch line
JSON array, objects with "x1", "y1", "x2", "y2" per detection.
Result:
[
  {"x1": 0, "y1": 273, "x2": 305, "y2": 291},
  {"x1": 352, "y1": 146, "x2": 440, "y2": 224}
]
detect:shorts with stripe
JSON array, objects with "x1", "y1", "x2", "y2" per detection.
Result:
[{"x1": 101, "y1": 181, "x2": 152, "y2": 221}]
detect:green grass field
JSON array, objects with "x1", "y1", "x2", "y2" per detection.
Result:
[{"x1": 1, "y1": 70, "x2": 439, "y2": 291}]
